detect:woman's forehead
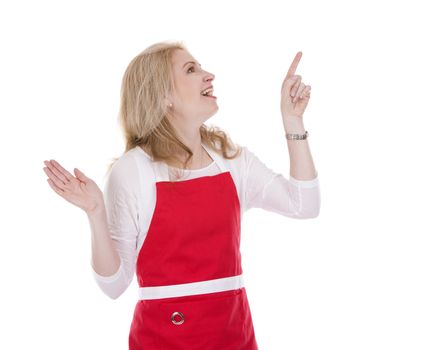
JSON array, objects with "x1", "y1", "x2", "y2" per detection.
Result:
[{"x1": 173, "y1": 49, "x2": 199, "y2": 67}]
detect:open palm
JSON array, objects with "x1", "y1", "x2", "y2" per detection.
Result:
[{"x1": 43, "y1": 159, "x2": 104, "y2": 214}]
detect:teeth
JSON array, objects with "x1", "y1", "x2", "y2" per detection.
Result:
[{"x1": 201, "y1": 88, "x2": 213, "y2": 96}]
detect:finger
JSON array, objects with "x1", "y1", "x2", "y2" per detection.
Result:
[
  {"x1": 292, "y1": 82, "x2": 306, "y2": 103},
  {"x1": 44, "y1": 161, "x2": 68, "y2": 186},
  {"x1": 50, "y1": 160, "x2": 75, "y2": 181},
  {"x1": 47, "y1": 160, "x2": 73, "y2": 184},
  {"x1": 282, "y1": 75, "x2": 296, "y2": 93},
  {"x1": 296, "y1": 82, "x2": 306, "y2": 97},
  {"x1": 282, "y1": 75, "x2": 299, "y2": 96},
  {"x1": 46, "y1": 177, "x2": 66, "y2": 196},
  {"x1": 289, "y1": 76, "x2": 302, "y2": 97},
  {"x1": 43, "y1": 166, "x2": 68, "y2": 189},
  {"x1": 286, "y1": 51, "x2": 302, "y2": 79},
  {"x1": 298, "y1": 86, "x2": 311, "y2": 101},
  {"x1": 74, "y1": 168, "x2": 88, "y2": 182}
]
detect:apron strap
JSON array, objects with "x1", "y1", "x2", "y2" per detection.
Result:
[
  {"x1": 202, "y1": 142, "x2": 227, "y2": 173},
  {"x1": 139, "y1": 274, "x2": 244, "y2": 300}
]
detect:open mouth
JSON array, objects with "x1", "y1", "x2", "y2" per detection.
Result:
[{"x1": 201, "y1": 87, "x2": 217, "y2": 99}]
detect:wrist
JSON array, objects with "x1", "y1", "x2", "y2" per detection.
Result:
[
  {"x1": 285, "y1": 127, "x2": 306, "y2": 134},
  {"x1": 86, "y1": 202, "x2": 106, "y2": 218},
  {"x1": 283, "y1": 116, "x2": 305, "y2": 133},
  {"x1": 284, "y1": 123, "x2": 306, "y2": 134}
]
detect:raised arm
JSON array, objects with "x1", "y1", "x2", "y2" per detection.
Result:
[
  {"x1": 280, "y1": 51, "x2": 317, "y2": 181},
  {"x1": 242, "y1": 52, "x2": 320, "y2": 218},
  {"x1": 243, "y1": 146, "x2": 320, "y2": 219}
]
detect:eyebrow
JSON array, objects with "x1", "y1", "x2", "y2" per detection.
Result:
[{"x1": 182, "y1": 61, "x2": 202, "y2": 68}]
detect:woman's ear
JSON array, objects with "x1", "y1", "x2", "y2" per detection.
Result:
[{"x1": 164, "y1": 97, "x2": 173, "y2": 110}]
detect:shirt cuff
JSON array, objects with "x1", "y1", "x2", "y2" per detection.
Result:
[
  {"x1": 91, "y1": 260, "x2": 124, "y2": 283},
  {"x1": 289, "y1": 175, "x2": 319, "y2": 188}
]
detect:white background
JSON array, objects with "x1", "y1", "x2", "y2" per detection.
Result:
[{"x1": 1, "y1": 0, "x2": 443, "y2": 349}]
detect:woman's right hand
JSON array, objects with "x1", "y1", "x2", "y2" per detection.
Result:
[{"x1": 43, "y1": 159, "x2": 104, "y2": 214}]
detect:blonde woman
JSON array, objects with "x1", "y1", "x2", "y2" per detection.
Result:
[{"x1": 42, "y1": 41, "x2": 320, "y2": 349}]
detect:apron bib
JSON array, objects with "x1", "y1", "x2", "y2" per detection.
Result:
[{"x1": 129, "y1": 145, "x2": 258, "y2": 350}]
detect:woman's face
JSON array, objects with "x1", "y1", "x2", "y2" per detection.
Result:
[{"x1": 167, "y1": 49, "x2": 218, "y2": 125}]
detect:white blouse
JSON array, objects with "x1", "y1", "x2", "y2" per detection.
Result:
[{"x1": 91, "y1": 143, "x2": 321, "y2": 299}]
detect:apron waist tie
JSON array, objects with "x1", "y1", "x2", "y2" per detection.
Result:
[{"x1": 138, "y1": 274, "x2": 244, "y2": 300}]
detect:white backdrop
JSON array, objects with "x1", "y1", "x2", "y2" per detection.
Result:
[{"x1": 1, "y1": 0, "x2": 443, "y2": 349}]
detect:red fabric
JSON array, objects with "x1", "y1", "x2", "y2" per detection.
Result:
[{"x1": 129, "y1": 171, "x2": 258, "y2": 349}]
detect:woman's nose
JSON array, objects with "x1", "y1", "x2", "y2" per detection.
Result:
[{"x1": 204, "y1": 71, "x2": 215, "y2": 81}]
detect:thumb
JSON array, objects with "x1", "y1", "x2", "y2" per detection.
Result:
[{"x1": 74, "y1": 168, "x2": 89, "y2": 182}]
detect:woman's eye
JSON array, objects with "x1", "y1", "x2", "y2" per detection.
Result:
[{"x1": 187, "y1": 66, "x2": 195, "y2": 73}]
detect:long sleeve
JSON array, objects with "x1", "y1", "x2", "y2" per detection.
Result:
[
  {"x1": 90, "y1": 146, "x2": 219, "y2": 299},
  {"x1": 91, "y1": 153, "x2": 140, "y2": 299},
  {"x1": 243, "y1": 146, "x2": 320, "y2": 218},
  {"x1": 90, "y1": 144, "x2": 320, "y2": 299}
]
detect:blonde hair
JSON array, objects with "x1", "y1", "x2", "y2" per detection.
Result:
[{"x1": 107, "y1": 40, "x2": 241, "y2": 179}]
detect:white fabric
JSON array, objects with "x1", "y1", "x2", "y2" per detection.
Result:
[
  {"x1": 138, "y1": 274, "x2": 245, "y2": 300},
  {"x1": 91, "y1": 143, "x2": 321, "y2": 299}
]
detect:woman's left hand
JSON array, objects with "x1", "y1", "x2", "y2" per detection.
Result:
[{"x1": 280, "y1": 51, "x2": 311, "y2": 122}]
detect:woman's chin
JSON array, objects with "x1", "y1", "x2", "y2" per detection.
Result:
[{"x1": 203, "y1": 107, "x2": 219, "y2": 120}]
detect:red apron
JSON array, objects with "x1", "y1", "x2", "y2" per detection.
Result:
[{"x1": 129, "y1": 147, "x2": 259, "y2": 350}]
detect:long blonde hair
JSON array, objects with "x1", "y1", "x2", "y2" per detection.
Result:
[{"x1": 107, "y1": 40, "x2": 241, "y2": 179}]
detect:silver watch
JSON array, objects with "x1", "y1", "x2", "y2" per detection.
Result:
[{"x1": 285, "y1": 130, "x2": 308, "y2": 140}]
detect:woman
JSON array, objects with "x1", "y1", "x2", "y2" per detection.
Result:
[{"x1": 43, "y1": 41, "x2": 320, "y2": 349}]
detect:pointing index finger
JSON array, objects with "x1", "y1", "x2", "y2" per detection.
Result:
[{"x1": 286, "y1": 51, "x2": 302, "y2": 78}]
